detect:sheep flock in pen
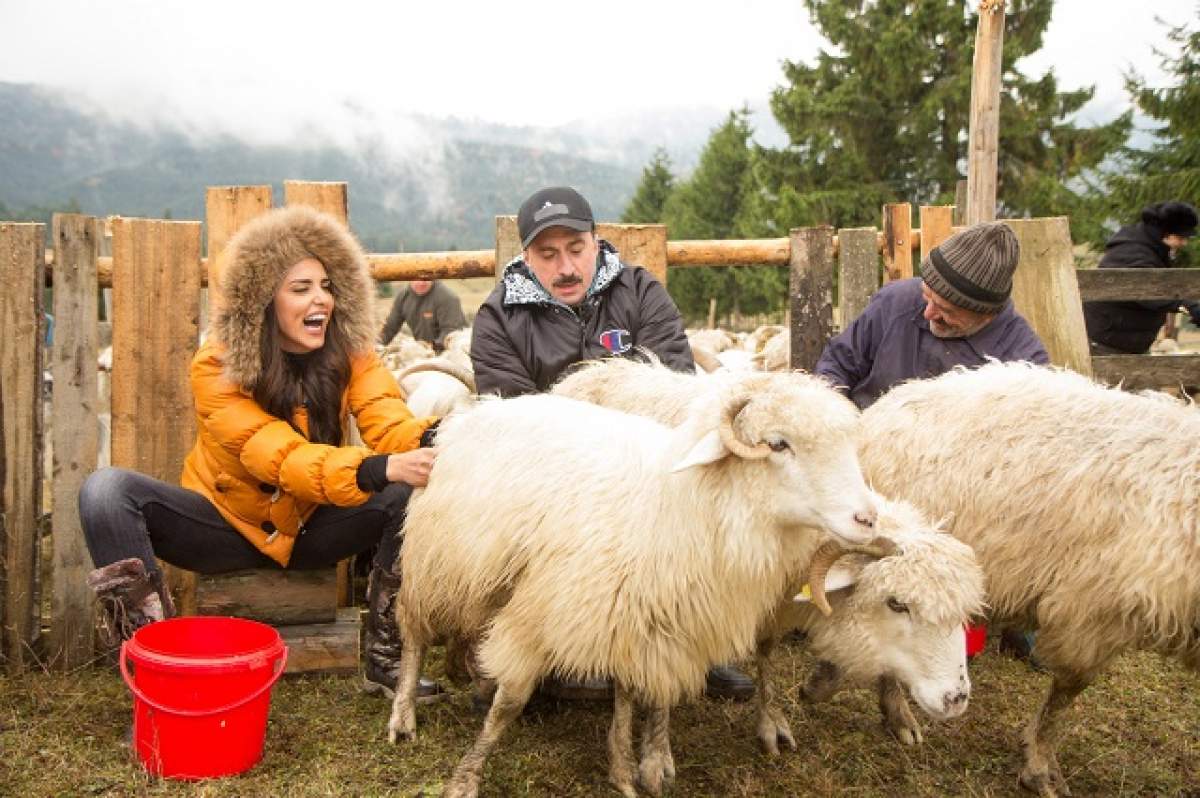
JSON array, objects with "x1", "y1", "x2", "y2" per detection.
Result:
[
  {"x1": 368, "y1": 320, "x2": 1198, "y2": 798},
  {"x1": 389, "y1": 365, "x2": 985, "y2": 798}
]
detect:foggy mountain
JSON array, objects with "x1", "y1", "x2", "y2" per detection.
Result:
[{"x1": 0, "y1": 82, "x2": 779, "y2": 252}]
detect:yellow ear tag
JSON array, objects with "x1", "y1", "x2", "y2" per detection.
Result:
[{"x1": 798, "y1": 584, "x2": 812, "y2": 600}]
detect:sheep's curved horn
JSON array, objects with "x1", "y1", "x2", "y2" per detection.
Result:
[
  {"x1": 718, "y1": 394, "x2": 771, "y2": 459},
  {"x1": 692, "y1": 346, "x2": 722, "y2": 373},
  {"x1": 394, "y1": 359, "x2": 477, "y2": 393},
  {"x1": 805, "y1": 536, "x2": 899, "y2": 617}
]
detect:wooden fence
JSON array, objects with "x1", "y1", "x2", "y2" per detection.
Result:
[{"x1": 0, "y1": 182, "x2": 1192, "y2": 674}]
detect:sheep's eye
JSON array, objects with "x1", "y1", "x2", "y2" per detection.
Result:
[
  {"x1": 768, "y1": 439, "x2": 790, "y2": 453},
  {"x1": 886, "y1": 597, "x2": 909, "y2": 614}
]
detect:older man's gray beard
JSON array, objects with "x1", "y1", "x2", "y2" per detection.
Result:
[{"x1": 928, "y1": 315, "x2": 994, "y2": 339}]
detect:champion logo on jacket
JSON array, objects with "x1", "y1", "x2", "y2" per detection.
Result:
[{"x1": 599, "y1": 328, "x2": 632, "y2": 354}]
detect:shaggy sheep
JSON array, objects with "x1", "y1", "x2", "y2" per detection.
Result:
[
  {"x1": 754, "y1": 329, "x2": 790, "y2": 372},
  {"x1": 553, "y1": 357, "x2": 986, "y2": 752},
  {"x1": 856, "y1": 361, "x2": 1200, "y2": 797},
  {"x1": 388, "y1": 375, "x2": 881, "y2": 798},
  {"x1": 393, "y1": 358, "x2": 475, "y2": 417}
]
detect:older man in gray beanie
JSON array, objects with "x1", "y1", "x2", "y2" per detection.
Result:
[
  {"x1": 816, "y1": 220, "x2": 1049, "y2": 410},
  {"x1": 816, "y1": 220, "x2": 1050, "y2": 664}
]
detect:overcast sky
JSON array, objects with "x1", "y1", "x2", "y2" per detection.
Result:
[{"x1": 0, "y1": 0, "x2": 1195, "y2": 142}]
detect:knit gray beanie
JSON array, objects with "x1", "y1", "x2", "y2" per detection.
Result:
[{"x1": 922, "y1": 221, "x2": 1020, "y2": 314}]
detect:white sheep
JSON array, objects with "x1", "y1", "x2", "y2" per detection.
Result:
[
  {"x1": 393, "y1": 358, "x2": 475, "y2": 417},
  {"x1": 856, "y1": 361, "x2": 1200, "y2": 797},
  {"x1": 388, "y1": 374, "x2": 881, "y2": 798},
  {"x1": 553, "y1": 357, "x2": 986, "y2": 752}
]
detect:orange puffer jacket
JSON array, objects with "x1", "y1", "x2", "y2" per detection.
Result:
[{"x1": 181, "y1": 339, "x2": 435, "y2": 566}]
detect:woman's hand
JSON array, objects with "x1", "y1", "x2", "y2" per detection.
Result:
[{"x1": 386, "y1": 448, "x2": 438, "y2": 487}]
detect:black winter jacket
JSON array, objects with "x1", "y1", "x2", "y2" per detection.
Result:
[
  {"x1": 1083, "y1": 223, "x2": 1200, "y2": 354},
  {"x1": 471, "y1": 240, "x2": 694, "y2": 397}
]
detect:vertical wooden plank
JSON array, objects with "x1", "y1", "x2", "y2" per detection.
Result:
[
  {"x1": 966, "y1": 0, "x2": 1005, "y2": 225},
  {"x1": 0, "y1": 222, "x2": 45, "y2": 673},
  {"x1": 1005, "y1": 218, "x2": 1092, "y2": 375},
  {"x1": 788, "y1": 227, "x2": 835, "y2": 372},
  {"x1": 284, "y1": 181, "x2": 348, "y2": 222},
  {"x1": 49, "y1": 214, "x2": 99, "y2": 669},
  {"x1": 838, "y1": 227, "x2": 880, "y2": 329},
  {"x1": 881, "y1": 203, "x2": 913, "y2": 283},
  {"x1": 205, "y1": 186, "x2": 273, "y2": 315},
  {"x1": 953, "y1": 180, "x2": 968, "y2": 226},
  {"x1": 919, "y1": 205, "x2": 955, "y2": 265},
  {"x1": 597, "y1": 224, "x2": 669, "y2": 286},
  {"x1": 111, "y1": 219, "x2": 202, "y2": 614},
  {"x1": 495, "y1": 215, "x2": 521, "y2": 284},
  {"x1": 283, "y1": 182, "x2": 353, "y2": 606}
]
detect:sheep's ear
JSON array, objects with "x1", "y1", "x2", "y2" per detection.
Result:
[
  {"x1": 670, "y1": 429, "x2": 729, "y2": 473},
  {"x1": 793, "y1": 566, "x2": 857, "y2": 604}
]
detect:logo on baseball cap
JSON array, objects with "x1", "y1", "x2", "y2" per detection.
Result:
[{"x1": 518, "y1": 186, "x2": 595, "y2": 249}]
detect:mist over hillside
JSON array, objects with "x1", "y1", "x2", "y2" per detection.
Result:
[{"x1": 0, "y1": 82, "x2": 781, "y2": 252}]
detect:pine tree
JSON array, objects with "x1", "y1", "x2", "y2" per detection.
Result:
[
  {"x1": 739, "y1": 0, "x2": 1130, "y2": 244},
  {"x1": 1106, "y1": 14, "x2": 1200, "y2": 253},
  {"x1": 659, "y1": 110, "x2": 789, "y2": 323},
  {"x1": 621, "y1": 149, "x2": 675, "y2": 223}
]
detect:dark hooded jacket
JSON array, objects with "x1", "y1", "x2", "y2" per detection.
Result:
[
  {"x1": 471, "y1": 240, "x2": 694, "y2": 397},
  {"x1": 1083, "y1": 222, "x2": 1200, "y2": 354},
  {"x1": 182, "y1": 205, "x2": 434, "y2": 566}
]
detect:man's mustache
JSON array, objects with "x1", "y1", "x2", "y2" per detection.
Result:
[{"x1": 553, "y1": 276, "x2": 582, "y2": 288}]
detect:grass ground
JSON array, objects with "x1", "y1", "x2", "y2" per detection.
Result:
[{"x1": 3, "y1": 636, "x2": 1198, "y2": 797}]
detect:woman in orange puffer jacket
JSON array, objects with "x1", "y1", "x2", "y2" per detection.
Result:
[{"x1": 80, "y1": 205, "x2": 445, "y2": 701}]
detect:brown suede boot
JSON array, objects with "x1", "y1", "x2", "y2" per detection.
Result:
[
  {"x1": 362, "y1": 566, "x2": 446, "y2": 703},
  {"x1": 86, "y1": 557, "x2": 176, "y2": 651}
]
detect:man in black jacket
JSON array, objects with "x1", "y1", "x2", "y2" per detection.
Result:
[
  {"x1": 472, "y1": 186, "x2": 694, "y2": 395},
  {"x1": 470, "y1": 186, "x2": 754, "y2": 701},
  {"x1": 1084, "y1": 201, "x2": 1199, "y2": 354}
]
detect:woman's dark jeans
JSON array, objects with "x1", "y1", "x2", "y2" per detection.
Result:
[{"x1": 79, "y1": 467, "x2": 409, "y2": 577}]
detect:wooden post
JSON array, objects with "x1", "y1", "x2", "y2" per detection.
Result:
[
  {"x1": 881, "y1": 204, "x2": 913, "y2": 282},
  {"x1": 965, "y1": 1, "x2": 1006, "y2": 225},
  {"x1": 1005, "y1": 218, "x2": 1092, "y2": 375},
  {"x1": 205, "y1": 186, "x2": 273, "y2": 315},
  {"x1": 111, "y1": 219, "x2": 203, "y2": 614},
  {"x1": 0, "y1": 222, "x2": 45, "y2": 673},
  {"x1": 49, "y1": 214, "x2": 100, "y2": 670},
  {"x1": 284, "y1": 181, "x2": 348, "y2": 220},
  {"x1": 919, "y1": 205, "x2": 955, "y2": 264},
  {"x1": 788, "y1": 227, "x2": 835, "y2": 372},
  {"x1": 495, "y1": 216, "x2": 521, "y2": 284},
  {"x1": 838, "y1": 227, "x2": 880, "y2": 330},
  {"x1": 953, "y1": 180, "x2": 968, "y2": 226},
  {"x1": 597, "y1": 224, "x2": 668, "y2": 286}
]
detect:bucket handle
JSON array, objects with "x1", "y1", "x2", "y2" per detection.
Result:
[{"x1": 120, "y1": 642, "x2": 288, "y2": 719}]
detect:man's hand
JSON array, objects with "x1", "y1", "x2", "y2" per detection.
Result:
[{"x1": 386, "y1": 448, "x2": 438, "y2": 487}]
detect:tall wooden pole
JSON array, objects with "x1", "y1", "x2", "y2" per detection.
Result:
[{"x1": 965, "y1": 0, "x2": 1005, "y2": 225}]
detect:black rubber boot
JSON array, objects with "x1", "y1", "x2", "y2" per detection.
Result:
[
  {"x1": 86, "y1": 557, "x2": 176, "y2": 652},
  {"x1": 362, "y1": 566, "x2": 446, "y2": 703},
  {"x1": 704, "y1": 664, "x2": 756, "y2": 702}
]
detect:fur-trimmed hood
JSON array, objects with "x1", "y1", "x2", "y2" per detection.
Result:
[{"x1": 212, "y1": 205, "x2": 376, "y2": 388}]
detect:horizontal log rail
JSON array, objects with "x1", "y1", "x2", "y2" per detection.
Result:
[
  {"x1": 1076, "y1": 268, "x2": 1200, "y2": 303},
  {"x1": 1090, "y1": 353, "x2": 1200, "y2": 390},
  {"x1": 49, "y1": 228, "x2": 974, "y2": 287}
]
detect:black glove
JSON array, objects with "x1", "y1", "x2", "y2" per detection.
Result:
[{"x1": 419, "y1": 420, "x2": 441, "y2": 449}]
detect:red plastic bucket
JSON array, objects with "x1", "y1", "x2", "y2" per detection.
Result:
[
  {"x1": 965, "y1": 623, "x2": 987, "y2": 658},
  {"x1": 120, "y1": 616, "x2": 288, "y2": 780}
]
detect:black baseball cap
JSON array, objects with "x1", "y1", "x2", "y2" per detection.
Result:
[{"x1": 517, "y1": 186, "x2": 595, "y2": 249}]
